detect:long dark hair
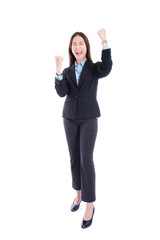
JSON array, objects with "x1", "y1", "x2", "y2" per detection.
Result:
[{"x1": 68, "y1": 32, "x2": 93, "y2": 67}]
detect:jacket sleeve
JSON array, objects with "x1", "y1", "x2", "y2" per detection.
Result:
[
  {"x1": 55, "y1": 69, "x2": 69, "y2": 97},
  {"x1": 94, "y1": 48, "x2": 113, "y2": 78}
]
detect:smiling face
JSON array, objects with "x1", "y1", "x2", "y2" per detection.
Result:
[{"x1": 71, "y1": 35, "x2": 87, "y2": 64}]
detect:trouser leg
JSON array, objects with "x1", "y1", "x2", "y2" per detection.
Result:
[
  {"x1": 63, "y1": 119, "x2": 81, "y2": 190},
  {"x1": 79, "y1": 118, "x2": 98, "y2": 202}
]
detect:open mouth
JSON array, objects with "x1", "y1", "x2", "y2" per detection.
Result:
[{"x1": 75, "y1": 51, "x2": 82, "y2": 56}]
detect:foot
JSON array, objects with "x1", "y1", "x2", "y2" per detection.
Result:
[
  {"x1": 83, "y1": 203, "x2": 94, "y2": 221},
  {"x1": 74, "y1": 197, "x2": 81, "y2": 205},
  {"x1": 70, "y1": 190, "x2": 81, "y2": 212},
  {"x1": 81, "y1": 205, "x2": 95, "y2": 229},
  {"x1": 74, "y1": 190, "x2": 81, "y2": 205}
]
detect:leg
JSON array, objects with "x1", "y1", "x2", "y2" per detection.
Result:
[
  {"x1": 63, "y1": 119, "x2": 81, "y2": 192},
  {"x1": 80, "y1": 118, "x2": 98, "y2": 202},
  {"x1": 75, "y1": 190, "x2": 81, "y2": 205},
  {"x1": 79, "y1": 118, "x2": 98, "y2": 222}
]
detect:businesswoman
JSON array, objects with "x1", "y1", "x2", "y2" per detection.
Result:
[{"x1": 55, "y1": 28, "x2": 112, "y2": 228}]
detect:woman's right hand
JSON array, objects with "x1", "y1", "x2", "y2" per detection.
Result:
[{"x1": 55, "y1": 56, "x2": 63, "y2": 74}]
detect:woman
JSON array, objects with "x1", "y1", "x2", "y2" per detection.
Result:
[{"x1": 55, "y1": 28, "x2": 112, "y2": 228}]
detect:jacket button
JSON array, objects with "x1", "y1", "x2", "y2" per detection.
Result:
[{"x1": 75, "y1": 95, "x2": 77, "y2": 98}]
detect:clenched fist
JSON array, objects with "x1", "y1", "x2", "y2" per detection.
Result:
[
  {"x1": 98, "y1": 28, "x2": 107, "y2": 41},
  {"x1": 55, "y1": 56, "x2": 63, "y2": 74}
]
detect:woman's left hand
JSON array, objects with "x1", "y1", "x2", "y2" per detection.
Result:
[{"x1": 98, "y1": 28, "x2": 107, "y2": 41}]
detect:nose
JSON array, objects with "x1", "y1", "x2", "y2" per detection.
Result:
[{"x1": 75, "y1": 44, "x2": 81, "y2": 50}]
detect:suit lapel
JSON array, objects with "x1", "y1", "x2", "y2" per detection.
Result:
[
  {"x1": 69, "y1": 63, "x2": 77, "y2": 86},
  {"x1": 78, "y1": 60, "x2": 92, "y2": 88},
  {"x1": 68, "y1": 60, "x2": 93, "y2": 87}
]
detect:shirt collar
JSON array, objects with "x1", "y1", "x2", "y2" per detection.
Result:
[{"x1": 75, "y1": 58, "x2": 87, "y2": 68}]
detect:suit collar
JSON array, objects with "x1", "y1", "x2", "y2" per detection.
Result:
[
  {"x1": 70, "y1": 58, "x2": 92, "y2": 70},
  {"x1": 75, "y1": 58, "x2": 87, "y2": 68}
]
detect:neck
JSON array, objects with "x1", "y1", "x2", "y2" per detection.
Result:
[{"x1": 76, "y1": 57, "x2": 86, "y2": 65}]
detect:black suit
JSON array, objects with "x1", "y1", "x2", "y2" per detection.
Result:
[
  {"x1": 55, "y1": 48, "x2": 113, "y2": 120},
  {"x1": 55, "y1": 49, "x2": 113, "y2": 202}
]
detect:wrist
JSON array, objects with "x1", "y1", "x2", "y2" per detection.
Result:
[
  {"x1": 102, "y1": 42, "x2": 108, "y2": 48},
  {"x1": 102, "y1": 38, "x2": 108, "y2": 47},
  {"x1": 56, "y1": 72, "x2": 62, "y2": 76},
  {"x1": 56, "y1": 68, "x2": 61, "y2": 75},
  {"x1": 102, "y1": 39, "x2": 108, "y2": 48}
]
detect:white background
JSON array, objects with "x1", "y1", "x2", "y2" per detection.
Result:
[{"x1": 0, "y1": 0, "x2": 160, "y2": 239}]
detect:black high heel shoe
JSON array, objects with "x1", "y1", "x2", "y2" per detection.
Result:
[
  {"x1": 70, "y1": 198, "x2": 81, "y2": 212},
  {"x1": 81, "y1": 207, "x2": 95, "y2": 229}
]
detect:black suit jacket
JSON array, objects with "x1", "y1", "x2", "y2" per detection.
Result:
[{"x1": 55, "y1": 48, "x2": 113, "y2": 120}]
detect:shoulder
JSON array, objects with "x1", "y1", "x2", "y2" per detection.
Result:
[
  {"x1": 62, "y1": 64, "x2": 74, "y2": 75},
  {"x1": 63, "y1": 66, "x2": 71, "y2": 73}
]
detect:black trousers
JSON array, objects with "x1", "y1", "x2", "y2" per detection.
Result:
[{"x1": 63, "y1": 118, "x2": 98, "y2": 202}]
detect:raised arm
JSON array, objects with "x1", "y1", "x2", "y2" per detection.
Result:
[
  {"x1": 94, "y1": 28, "x2": 113, "y2": 78},
  {"x1": 98, "y1": 28, "x2": 108, "y2": 48},
  {"x1": 55, "y1": 56, "x2": 69, "y2": 97},
  {"x1": 55, "y1": 56, "x2": 63, "y2": 76}
]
